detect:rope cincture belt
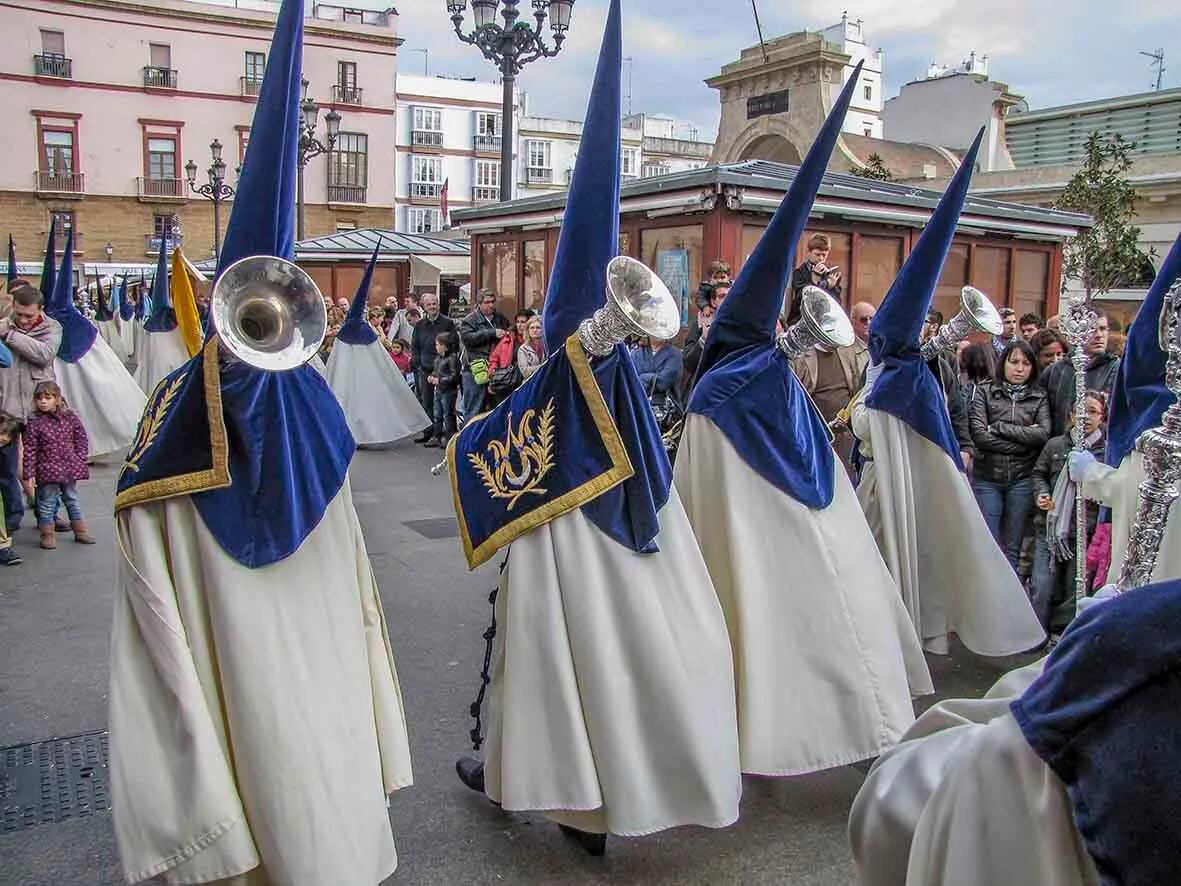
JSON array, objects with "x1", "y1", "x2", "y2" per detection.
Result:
[{"x1": 468, "y1": 552, "x2": 508, "y2": 751}]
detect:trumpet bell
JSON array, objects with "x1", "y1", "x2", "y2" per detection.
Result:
[
  {"x1": 211, "y1": 255, "x2": 327, "y2": 371},
  {"x1": 959, "y1": 285, "x2": 1003, "y2": 336},
  {"x1": 606, "y1": 255, "x2": 681, "y2": 341},
  {"x1": 799, "y1": 285, "x2": 855, "y2": 349}
]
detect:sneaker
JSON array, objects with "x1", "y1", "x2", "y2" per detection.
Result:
[
  {"x1": 0, "y1": 548, "x2": 21, "y2": 566},
  {"x1": 423, "y1": 437, "x2": 442, "y2": 449},
  {"x1": 413, "y1": 430, "x2": 433, "y2": 443}
]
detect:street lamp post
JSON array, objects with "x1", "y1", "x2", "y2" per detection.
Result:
[
  {"x1": 447, "y1": 0, "x2": 574, "y2": 201},
  {"x1": 185, "y1": 139, "x2": 235, "y2": 262},
  {"x1": 297, "y1": 78, "x2": 342, "y2": 241}
]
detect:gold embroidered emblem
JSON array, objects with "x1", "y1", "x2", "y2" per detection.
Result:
[
  {"x1": 468, "y1": 398, "x2": 556, "y2": 511},
  {"x1": 123, "y1": 373, "x2": 185, "y2": 475}
]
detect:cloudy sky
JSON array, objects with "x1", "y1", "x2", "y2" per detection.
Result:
[{"x1": 395, "y1": 0, "x2": 1180, "y2": 140}]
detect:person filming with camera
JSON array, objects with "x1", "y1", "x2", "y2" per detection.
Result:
[{"x1": 789, "y1": 233, "x2": 843, "y2": 325}]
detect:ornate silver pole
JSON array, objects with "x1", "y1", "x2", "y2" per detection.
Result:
[
  {"x1": 1114, "y1": 280, "x2": 1181, "y2": 593},
  {"x1": 1059, "y1": 292, "x2": 1099, "y2": 604}
]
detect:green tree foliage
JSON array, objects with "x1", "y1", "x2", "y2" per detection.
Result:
[
  {"x1": 1055, "y1": 133, "x2": 1152, "y2": 296},
  {"x1": 850, "y1": 153, "x2": 895, "y2": 181}
]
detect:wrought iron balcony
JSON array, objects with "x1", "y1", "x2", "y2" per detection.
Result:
[
  {"x1": 411, "y1": 130, "x2": 443, "y2": 148},
  {"x1": 473, "y1": 186, "x2": 499, "y2": 203},
  {"x1": 240, "y1": 76, "x2": 263, "y2": 97},
  {"x1": 526, "y1": 167, "x2": 553, "y2": 185},
  {"x1": 137, "y1": 177, "x2": 186, "y2": 199},
  {"x1": 143, "y1": 66, "x2": 178, "y2": 88},
  {"x1": 474, "y1": 134, "x2": 501, "y2": 153},
  {"x1": 144, "y1": 233, "x2": 183, "y2": 255},
  {"x1": 332, "y1": 84, "x2": 363, "y2": 105},
  {"x1": 34, "y1": 54, "x2": 72, "y2": 78},
  {"x1": 35, "y1": 171, "x2": 84, "y2": 194},
  {"x1": 327, "y1": 184, "x2": 367, "y2": 204},
  {"x1": 410, "y1": 181, "x2": 442, "y2": 200}
]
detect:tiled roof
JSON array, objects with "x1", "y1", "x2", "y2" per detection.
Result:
[{"x1": 839, "y1": 134, "x2": 961, "y2": 178}]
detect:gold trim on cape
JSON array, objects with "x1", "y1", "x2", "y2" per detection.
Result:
[
  {"x1": 449, "y1": 332, "x2": 634, "y2": 569},
  {"x1": 114, "y1": 337, "x2": 231, "y2": 512}
]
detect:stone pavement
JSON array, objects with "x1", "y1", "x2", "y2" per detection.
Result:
[{"x1": 0, "y1": 440, "x2": 1036, "y2": 886}]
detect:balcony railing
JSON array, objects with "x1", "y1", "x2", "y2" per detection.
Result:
[
  {"x1": 473, "y1": 186, "x2": 499, "y2": 203},
  {"x1": 144, "y1": 234, "x2": 183, "y2": 255},
  {"x1": 474, "y1": 134, "x2": 501, "y2": 153},
  {"x1": 137, "y1": 177, "x2": 186, "y2": 198},
  {"x1": 526, "y1": 167, "x2": 553, "y2": 184},
  {"x1": 410, "y1": 181, "x2": 442, "y2": 199},
  {"x1": 411, "y1": 130, "x2": 443, "y2": 148},
  {"x1": 34, "y1": 54, "x2": 72, "y2": 78},
  {"x1": 143, "y1": 66, "x2": 178, "y2": 88},
  {"x1": 241, "y1": 76, "x2": 264, "y2": 97},
  {"x1": 327, "y1": 184, "x2": 367, "y2": 203},
  {"x1": 332, "y1": 84, "x2": 363, "y2": 105},
  {"x1": 35, "y1": 171, "x2": 84, "y2": 194}
]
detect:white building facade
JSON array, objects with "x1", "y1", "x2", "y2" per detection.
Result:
[{"x1": 819, "y1": 14, "x2": 884, "y2": 138}]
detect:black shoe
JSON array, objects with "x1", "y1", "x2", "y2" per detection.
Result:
[
  {"x1": 0, "y1": 548, "x2": 21, "y2": 566},
  {"x1": 413, "y1": 430, "x2": 432, "y2": 443},
  {"x1": 456, "y1": 757, "x2": 486, "y2": 794},
  {"x1": 558, "y1": 824, "x2": 607, "y2": 857},
  {"x1": 423, "y1": 437, "x2": 442, "y2": 448}
]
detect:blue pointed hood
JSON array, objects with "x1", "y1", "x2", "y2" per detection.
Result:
[
  {"x1": 7, "y1": 235, "x2": 16, "y2": 285},
  {"x1": 144, "y1": 243, "x2": 177, "y2": 332},
  {"x1": 865, "y1": 128, "x2": 983, "y2": 467},
  {"x1": 40, "y1": 226, "x2": 56, "y2": 303},
  {"x1": 687, "y1": 62, "x2": 863, "y2": 509},
  {"x1": 1106, "y1": 233, "x2": 1181, "y2": 468},
  {"x1": 335, "y1": 239, "x2": 381, "y2": 345},
  {"x1": 47, "y1": 229, "x2": 97, "y2": 363},
  {"x1": 117, "y1": 276, "x2": 134, "y2": 322},
  {"x1": 93, "y1": 273, "x2": 114, "y2": 322}
]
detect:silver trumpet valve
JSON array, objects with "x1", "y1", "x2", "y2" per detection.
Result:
[
  {"x1": 577, "y1": 255, "x2": 681, "y2": 356},
  {"x1": 919, "y1": 285, "x2": 1002, "y2": 361},
  {"x1": 776, "y1": 285, "x2": 855, "y2": 361}
]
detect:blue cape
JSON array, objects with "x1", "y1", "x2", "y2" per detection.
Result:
[
  {"x1": 117, "y1": 277, "x2": 135, "y2": 322},
  {"x1": 1012, "y1": 579, "x2": 1181, "y2": 885}
]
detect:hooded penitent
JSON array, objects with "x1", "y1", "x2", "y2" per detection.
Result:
[
  {"x1": 8, "y1": 235, "x2": 18, "y2": 286},
  {"x1": 335, "y1": 241, "x2": 380, "y2": 346},
  {"x1": 46, "y1": 229, "x2": 97, "y2": 363},
  {"x1": 865, "y1": 129, "x2": 984, "y2": 470},
  {"x1": 93, "y1": 273, "x2": 114, "y2": 323},
  {"x1": 40, "y1": 225, "x2": 56, "y2": 303}
]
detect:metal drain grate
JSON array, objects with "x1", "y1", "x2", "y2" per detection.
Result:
[
  {"x1": 0, "y1": 731, "x2": 110, "y2": 833},
  {"x1": 403, "y1": 517, "x2": 460, "y2": 539}
]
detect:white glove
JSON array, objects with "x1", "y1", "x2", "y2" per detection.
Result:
[
  {"x1": 1077, "y1": 583, "x2": 1119, "y2": 614},
  {"x1": 864, "y1": 359, "x2": 884, "y2": 395},
  {"x1": 1067, "y1": 450, "x2": 1098, "y2": 482}
]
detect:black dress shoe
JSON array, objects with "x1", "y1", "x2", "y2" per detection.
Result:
[
  {"x1": 558, "y1": 824, "x2": 607, "y2": 857},
  {"x1": 423, "y1": 437, "x2": 442, "y2": 448},
  {"x1": 456, "y1": 757, "x2": 486, "y2": 794},
  {"x1": 413, "y1": 430, "x2": 432, "y2": 443}
]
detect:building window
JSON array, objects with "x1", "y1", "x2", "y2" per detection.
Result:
[
  {"x1": 474, "y1": 160, "x2": 500, "y2": 202},
  {"x1": 864, "y1": 126, "x2": 873, "y2": 137},
  {"x1": 333, "y1": 60, "x2": 361, "y2": 104},
  {"x1": 35, "y1": 30, "x2": 71, "y2": 77},
  {"x1": 147, "y1": 137, "x2": 177, "y2": 180},
  {"x1": 474, "y1": 111, "x2": 501, "y2": 152},
  {"x1": 242, "y1": 51, "x2": 265, "y2": 95},
  {"x1": 237, "y1": 128, "x2": 250, "y2": 164},
  {"x1": 864, "y1": 84, "x2": 872, "y2": 101},
  {"x1": 50, "y1": 210, "x2": 75, "y2": 240},
  {"x1": 641, "y1": 161, "x2": 669, "y2": 178},
  {"x1": 41, "y1": 29, "x2": 65, "y2": 55},
  {"x1": 41, "y1": 129, "x2": 75, "y2": 176},
  {"x1": 145, "y1": 43, "x2": 176, "y2": 87},
  {"x1": 149, "y1": 214, "x2": 181, "y2": 254},
  {"x1": 408, "y1": 208, "x2": 441, "y2": 234},
  {"x1": 150, "y1": 43, "x2": 171, "y2": 68},
  {"x1": 328, "y1": 132, "x2": 368, "y2": 203},
  {"x1": 411, "y1": 107, "x2": 443, "y2": 147},
  {"x1": 139, "y1": 128, "x2": 184, "y2": 197},
  {"x1": 411, "y1": 155, "x2": 444, "y2": 199},
  {"x1": 33, "y1": 113, "x2": 83, "y2": 193},
  {"x1": 621, "y1": 147, "x2": 639, "y2": 178},
  {"x1": 525, "y1": 139, "x2": 552, "y2": 184}
]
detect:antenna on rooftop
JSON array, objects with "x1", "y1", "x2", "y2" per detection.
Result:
[{"x1": 1139, "y1": 48, "x2": 1165, "y2": 91}]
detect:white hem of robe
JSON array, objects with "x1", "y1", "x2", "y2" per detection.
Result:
[
  {"x1": 848, "y1": 659, "x2": 1099, "y2": 886},
  {"x1": 55, "y1": 336, "x2": 147, "y2": 458},
  {"x1": 133, "y1": 328, "x2": 191, "y2": 394},
  {"x1": 483, "y1": 488, "x2": 741, "y2": 837},
  {"x1": 325, "y1": 341, "x2": 429, "y2": 445},
  {"x1": 855, "y1": 409, "x2": 1045, "y2": 656},
  {"x1": 109, "y1": 480, "x2": 413, "y2": 885},
  {"x1": 673, "y1": 415, "x2": 932, "y2": 776}
]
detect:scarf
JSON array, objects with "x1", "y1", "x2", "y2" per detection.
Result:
[
  {"x1": 1047, "y1": 428, "x2": 1104, "y2": 562},
  {"x1": 1001, "y1": 380, "x2": 1029, "y2": 399}
]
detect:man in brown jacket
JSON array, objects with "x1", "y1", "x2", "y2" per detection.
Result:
[
  {"x1": 792, "y1": 339, "x2": 868, "y2": 478},
  {"x1": 0, "y1": 281, "x2": 62, "y2": 532}
]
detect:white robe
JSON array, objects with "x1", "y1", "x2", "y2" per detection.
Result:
[
  {"x1": 1080, "y1": 450, "x2": 1181, "y2": 586},
  {"x1": 109, "y1": 481, "x2": 413, "y2": 885},
  {"x1": 325, "y1": 340, "x2": 428, "y2": 445},
  {"x1": 673, "y1": 415, "x2": 932, "y2": 776},
  {"x1": 484, "y1": 488, "x2": 742, "y2": 836},
  {"x1": 848, "y1": 659, "x2": 1100, "y2": 886},
  {"x1": 133, "y1": 328, "x2": 191, "y2": 394},
  {"x1": 852, "y1": 403, "x2": 1045, "y2": 656},
  {"x1": 99, "y1": 319, "x2": 131, "y2": 365},
  {"x1": 55, "y1": 335, "x2": 147, "y2": 458}
]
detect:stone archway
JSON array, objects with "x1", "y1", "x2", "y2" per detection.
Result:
[{"x1": 737, "y1": 134, "x2": 802, "y2": 165}]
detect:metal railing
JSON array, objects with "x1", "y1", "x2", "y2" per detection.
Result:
[
  {"x1": 137, "y1": 177, "x2": 185, "y2": 198},
  {"x1": 34, "y1": 54, "x2": 72, "y2": 78},
  {"x1": 240, "y1": 76, "x2": 264, "y2": 96},
  {"x1": 327, "y1": 184, "x2": 367, "y2": 203},
  {"x1": 144, "y1": 234, "x2": 183, "y2": 255},
  {"x1": 473, "y1": 186, "x2": 499, "y2": 203},
  {"x1": 411, "y1": 130, "x2": 443, "y2": 148},
  {"x1": 143, "y1": 66, "x2": 178, "y2": 88},
  {"x1": 35, "y1": 171, "x2": 84, "y2": 193},
  {"x1": 526, "y1": 167, "x2": 553, "y2": 184},
  {"x1": 474, "y1": 134, "x2": 501, "y2": 153},
  {"x1": 410, "y1": 181, "x2": 442, "y2": 199},
  {"x1": 332, "y1": 84, "x2": 363, "y2": 105}
]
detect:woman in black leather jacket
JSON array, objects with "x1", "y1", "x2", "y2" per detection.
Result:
[{"x1": 969, "y1": 339, "x2": 1051, "y2": 572}]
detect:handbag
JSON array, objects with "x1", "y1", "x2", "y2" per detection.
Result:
[
  {"x1": 468, "y1": 357, "x2": 490, "y2": 385},
  {"x1": 488, "y1": 363, "x2": 523, "y2": 396}
]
